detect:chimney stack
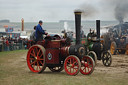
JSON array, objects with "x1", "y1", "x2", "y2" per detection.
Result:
[
  {"x1": 96, "y1": 20, "x2": 100, "y2": 39},
  {"x1": 74, "y1": 10, "x2": 82, "y2": 45}
]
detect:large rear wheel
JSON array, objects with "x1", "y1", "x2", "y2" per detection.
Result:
[
  {"x1": 64, "y1": 55, "x2": 81, "y2": 76},
  {"x1": 80, "y1": 55, "x2": 95, "y2": 75},
  {"x1": 27, "y1": 45, "x2": 46, "y2": 73}
]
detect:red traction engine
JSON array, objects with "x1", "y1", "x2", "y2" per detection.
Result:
[{"x1": 27, "y1": 11, "x2": 95, "y2": 76}]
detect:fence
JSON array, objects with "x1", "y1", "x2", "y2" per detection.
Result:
[{"x1": 0, "y1": 42, "x2": 26, "y2": 52}]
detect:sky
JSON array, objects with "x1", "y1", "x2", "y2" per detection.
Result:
[{"x1": 0, "y1": 0, "x2": 127, "y2": 22}]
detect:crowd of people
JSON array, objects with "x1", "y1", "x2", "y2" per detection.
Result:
[{"x1": 0, "y1": 36, "x2": 28, "y2": 52}]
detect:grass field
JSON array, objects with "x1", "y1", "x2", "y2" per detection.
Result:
[{"x1": 0, "y1": 50, "x2": 128, "y2": 85}]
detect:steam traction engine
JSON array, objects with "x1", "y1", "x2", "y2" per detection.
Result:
[
  {"x1": 65, "y1": 20, "x2": 113, "y2": 67},
  {"x1": 27, "y1": 11, "x2": 95, "y2": 76},
  {"x1": 84, "y1": 20, "x2": 112, "y2": 67}
]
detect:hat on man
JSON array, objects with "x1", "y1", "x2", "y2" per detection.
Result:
[{"x1": 39, "y1": 20, "x2": 43, "y2": 23}]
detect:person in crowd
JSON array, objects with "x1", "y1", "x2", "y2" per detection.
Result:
[
  {"x1": 0, "y1": 37, "x2": 3, "y2": 52},
  {"x1": 5, "y1": 38, "x2": 9, "y2": 51},
  {"x1": 35, "y1": 20, "x2": 48, "y2": 42},
  {"x1": 30, "y1": 26, "x2": 36, "y2": 40},
  {"x1": 80, "y1": 26, "x2": 85, "y2": 38}
]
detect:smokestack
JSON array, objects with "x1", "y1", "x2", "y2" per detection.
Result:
[
  {"x1": 74, "y1": 11, "x2": 82, "y2": 45},
  {"x1": 96, "y1": 20, "x2": 100, "y2": 39}
]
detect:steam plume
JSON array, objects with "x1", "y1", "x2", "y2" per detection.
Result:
[
  {"x1": 79, "y1": 0, "x2": 128, "y2": 23},
  {"x1": 79, "y1": 3, "x2": 98, "y2": 18},
  {"x1": 114, "y1": 0, "x2": 128, "y2": 23}
]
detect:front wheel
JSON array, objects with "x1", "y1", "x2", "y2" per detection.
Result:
[
  {"x1": 64, "y1": 55, "x2": 81, "y2": 76},
  {"x1": 80, "y1": 55, "x2": 95, "y2": 75},
  {"x1": 101, "y1": 51, "x2": 112, "y2": 67}
]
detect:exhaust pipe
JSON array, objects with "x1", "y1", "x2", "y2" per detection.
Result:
[
  {"x1": 96, "y1": 20, "x2": 100, "y2": 39},
  {"x1": 74, "y1": 11, "x2": 82, "y2": 45}
]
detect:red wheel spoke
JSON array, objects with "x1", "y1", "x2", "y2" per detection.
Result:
[
  {"x1": 36, "y1": 66, "x2": 38, "y2": 71},
  {"x1": 74, "y1": 68, "x2": 77, "y2": 71},
  {"x1": 38, "y1": 65, "x2": 41, "y2": 71},
  {"x1": 85, "y1": 67, "x2": 87, "y2": 73},
  {"x1": 73, "y1": 61, "x2": 77, "y2": 66},
  {"x1": 73, "y1": 58, "x2": 74, "y2": 63},
  {"x1": 67, "y1": 67, "x2": 70, "y2": 69},
  {"x1": 87, "y1": 66, "x2": 92, "y2": 70},
  {"x1": 87, "y1": 59, "x2": 89, "y2": 64},
  {"x1": 87, "y1": 67, "x2": 89, "y2": 72},
  {"x1": 74, "y1": 67, "x2": 78, "y2": 70},
  {"x1": 30, "y1": 61, "x2": 36, "y2": 65},
  {"x1": 68, "y1": 67, "x2": 72, "y2": 72},
  {"x1": 67, "y1": 60, "x2": 70, "y2": 64},
  {"x1": 40, "y1": 61, "x2": 44, "y2": 66},
  {"x1": 82, "y1": 67, "x2": 85, "y2": 71},
  {"x1": 38, "y1": 58, "x2": 44, "y2": 60},
  {"x1": 32, "y1": 61, "x2": 36, "y2": 69},
  {"x1": 74, "y1": 64, "x2": 79, "y2": 67},
  {"x1": 39, "y1": 53, "x2": 43, "y2": 58},
  {"x1": 73, "y1": 68, "x2": 74, "y2": 73},
  {"x1": 29, "y1": 58, "x2": 35, "y2": 60},
  {"x1": 32, "y1": 49, "x2": 36, "y2": 57},
  {"x1": 36, "y1": 62, "x2": 39, "y2": 71},
  {"x1": 30, "y1": 53, "x2": 35, "y2": 57},
  {"x1": 73, "y1": 66, "x2": 78, "y2": 72},
  {"x1": 70, "y1": 58, "x2": 71, "y2": 64},
  {"x1": 37, "y1": 49, "x2": 41, "y2": 56},
  {"x1": 36, "y1": 47, "x2": 38, "y2": 56}
]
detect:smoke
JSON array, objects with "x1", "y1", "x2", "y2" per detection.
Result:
[
  {"x1": 114, "y1": 0, "x2": 128, "y2": 23},
  {"x1": 79, "y1": 0, "x2": 128, "y2": 23},
  {"x1": 79, "y1": 3, "x2": 98, "y2": 18},
  {"x1": 102, "y1": 0, "x2": 128, "y2": 23}
]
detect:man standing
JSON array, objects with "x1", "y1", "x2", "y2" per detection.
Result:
[
  {"x1": 30, "y1": 26, "x2": 36, "y2": 40},
  {"x1": 35, "y1": 20, "x2": 47, "y2": 41}
]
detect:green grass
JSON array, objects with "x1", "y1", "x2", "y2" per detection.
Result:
[{"x1": 0, "y1": 50, "x2": 128, "y2": 85}]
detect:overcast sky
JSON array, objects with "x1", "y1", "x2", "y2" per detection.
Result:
[{"x1": 0, "y1": 0, "x2": 125, "y2": 22}]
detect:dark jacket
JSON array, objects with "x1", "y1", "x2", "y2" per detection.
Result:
[{"x1": 35, "y1": 24, "x2": 45, "y2": 40}]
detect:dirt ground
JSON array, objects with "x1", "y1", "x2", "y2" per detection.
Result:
[
  {"x1": 0, "y1": 50, "x2": 128, "y2": 85},
  {"x1": 96, "y1": 54, "x2": 128, "y2": 74}
]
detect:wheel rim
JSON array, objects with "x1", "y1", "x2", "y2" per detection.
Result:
[
  {"x1": 88, "y1": 51, "x2": 97, "y2": 65},
  {"x1": 27, "y1": 45, "x2": 45, "y2": 73},
  {"x1": 110, "y1": 42, "x2": 115, "y2": 55},
  {"x1": 80, "y1": 56, "x2": 94, "y2": 75},
  {"x1": 49, "y1": 66, "x2": 64, "y2": 72},
  {"x1": 64, "y1": 55, "x2": 80, "y2": 76},
  {"x1": 102, "y1": 51, "x2": 112, "y2": 67}
]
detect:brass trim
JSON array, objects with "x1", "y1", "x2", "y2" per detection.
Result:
[{"x1": 74, "y1": 13, "x2": 82, "y2": 15}]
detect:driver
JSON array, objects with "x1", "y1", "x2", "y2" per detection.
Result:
[{"x1": 35, "y1": 20, "x2": 48, "y2": 41}]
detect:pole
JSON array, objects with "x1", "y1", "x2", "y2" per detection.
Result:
[{"x1": 21, "y1": 18, "x2": 24, "y2": 31}]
